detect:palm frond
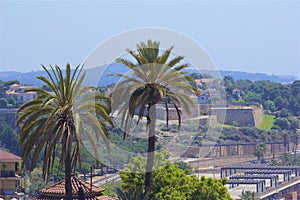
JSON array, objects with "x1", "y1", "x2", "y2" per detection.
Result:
[
  {"x1": 16, "y1": 64, "x2": 112, "y2": 181},
  {"x1": 116, "y1": 58, "x2": 135, "y2": 69},
  {"x1": 167, "y1": 56, "x2": 184, "y2": 68},
  {"x1": 157, "y1": 46, "x2": 173, "y2": 64}
]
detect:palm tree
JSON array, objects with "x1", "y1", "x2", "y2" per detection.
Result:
[
  {"x1": 16, "y1": 64, "x2": 112, "y2": 200},
  {"x1": 241, "y1": 190, "x2": 258, "y2": 200},
  {"x1": 254, "y1": 142, "x2": 266, "y2": 164},
  {"x1": 282, "y1": 131, "x2": 290, "y2": 152},
  {"x1": 111, "y1": 40, "x2": 197, "y2": 194}
]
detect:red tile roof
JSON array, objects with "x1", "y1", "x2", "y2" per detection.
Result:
[
  {"x1": 0, "y1": 149, "x2": 22, "y2": 162},
  {"x1": 35, "y1": 175, "x2": 115, "y2": 200}
]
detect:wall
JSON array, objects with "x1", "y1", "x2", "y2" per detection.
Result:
[
  {"x1": 211, "y1": 107, "x2": 254, "y2": 126},
  {"x1": 253, "y1": 106, "x2": 264, "y2": 127},
  {"x1": 156, "y1": 105, "x2": 200, "y2": 120},
  {"x1": 0, "y1": 161, "x2": 19, "y2": 193},
  {"x1": 157, "y1": 104, "x2": 264, "y2": 127},
  {"x1": 199, "y1": 115, "x2": 218, "y2": 126},
  {"x1": 210, "y1": 106, "x2": 264, "y2": 127},
  {"x1": 0, "y1": 162, "x2": 15, "y2": 171},
  {"x1": 0, "y1": 180, "x2": 15, "y2": 189}
]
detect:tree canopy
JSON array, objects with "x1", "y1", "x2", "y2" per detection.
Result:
[
  {"x1": 119, "y1": 150, "x2": 233, "y2": 200},
  {"x1": 254, "y1": 142, "x2": 267, "y2": 164},
  {"x1": 224, "y1": 78, "x2": 300, "y2": 116}
]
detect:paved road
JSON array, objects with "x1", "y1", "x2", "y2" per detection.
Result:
[{"x1": 93, "y1": 174, "x2": 120, "y2": 186}]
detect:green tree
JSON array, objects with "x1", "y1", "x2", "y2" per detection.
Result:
[
  {"x1": 0, "y1": 80, "x2": 5, "y2": 98},
  {"x1": 120, "y1": 150, "x2": 232, "y2": 200},
  {"x1": 0, "y1": 121, "x2": 20, "y2": 155},
  {"x1": 240, "y1": 190, "x2": 258, "y2": 200},
  {"x1": 273, "y1": 118, "x2": 291, "y2": 130},
  {"x1": 112, "y1": 40, "x2": 196, "y2": 194},
  {"x1": 16, "y1": 64, "x2": 113, "y2": 200},
  {"x1": 254, "y1": 142, "x2": 266, "y2": 164},
  {"x1": 0, "y1": 80, "x2": 20, "y2": 98},
  {"x1": 274, "y1": 96, "x2": 286, "y2": 110},
  {"x1": 292, "y1": 131, "x2": 299, "y2": 154},
  {"x1": 223, "y1": 75, "x2": 235, "y2": 87},
  {"x1": 0, "y1": 98, "x2": 8, "y2": 108},
  {"x1": 115, "y1": 188, "x2": 148, "y2": 200},
  {"x1": 279, "y1": 108, "x2": 290, "y2": 118},
  {"x1": 78, "y1": 162, "x2": 90, "y2": 180},
  {"x1": 201, "y1": 73, "x2": 213, "y2": 78},
  {"x1": 190, "y1": 72, "x2": 202, "y2": 79},
  {"x1": 192, "y1": 176, "x2": 232, "y2": 200},
  {"x1": 280, "y1": 153, "x2": 300, "y2": 166},
  {"x1": 291, "y1": 80, "x2": 300, "y2": 96},
  {"x1": 263, "y1": 100, "x2": 275, "y2": 112},
  {"x1": 6, "y1": 96, "x2": 16, "y2": 106},
  {"x1": 25, "y1": 168, "x2": 52, "y2": 197},
  {"x1": 119, "y1": 150, "x2": 170, "y2": 199},
  {"x1": 175, "y1": 161, "x2": 192, "y2": 172},
  {"x1": 289, "y1": 117, "x2": 299, "y2": 132},
  {"x1": 243, "y1": 91, "x2": 262, "y2": 104},
  {"x1": 288, "y1": 96, "x2": 300, "y2": 116}
]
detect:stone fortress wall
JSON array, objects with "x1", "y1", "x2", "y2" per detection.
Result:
[
  {"x1": 253, "y1": 106, "x2": 264, "y2": 127},
  {"x1": 210, "y1": 102, "x2": 264, "y2": 127},
  {"x1": 157, "y1": 102, "x2": 264, "y2": 127}
]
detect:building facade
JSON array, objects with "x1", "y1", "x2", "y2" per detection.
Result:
[
  {"x1": 0, "y1": 149, "x2": 23, "y2": 200},
  {"x1": 6, "y1": 84, "x2": 36, "y2": 105}
]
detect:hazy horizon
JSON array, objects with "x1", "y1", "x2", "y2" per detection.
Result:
[
  {"x1": 0, "y1": 63, "x2": 298, "y2": 79},
  {"x1": 0, "y1": 1, "x2": 299, "y2": 78}
]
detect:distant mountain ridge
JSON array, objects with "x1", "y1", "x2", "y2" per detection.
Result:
[{"x1": 0, "y1": 63, "x2": 298, "y2": 87}]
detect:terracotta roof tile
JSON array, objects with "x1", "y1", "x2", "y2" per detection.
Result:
[
  {"x1": 95, "y1": 195, "x2": 115, "y2": 200},
  {"x1": 36, "y1": 176, "x2": 115, "y2": 200},
  {"x1": 0, "y1": 149, "x2": 22, "y2": 162}
]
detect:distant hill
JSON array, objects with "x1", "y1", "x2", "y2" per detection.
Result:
[
  {"x1": 220, "y1": 70, "x2": 296, "y2": 84},
  {"x1": 0, "y1": 63, "x2": 298, "y2": 87}
]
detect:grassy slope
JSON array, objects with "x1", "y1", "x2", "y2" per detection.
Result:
[{"x1": 258, "y1": 114, "x2": 275, "y2": 130}]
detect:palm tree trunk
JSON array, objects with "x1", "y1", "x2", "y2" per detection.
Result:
[
  {"x1": 65, "y1": 134, "x2": 73, "y2": 200},
  {"x1": 145, "y1": 105, "x2": 156, "y2": 194},
  {"x1": 293, "y1": 134, "x2": 298, "y2": 153}
]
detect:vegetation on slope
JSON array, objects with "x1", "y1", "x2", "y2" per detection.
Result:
[{"x1": 258, "y1": 114, "x2": 275, "y2": 130}]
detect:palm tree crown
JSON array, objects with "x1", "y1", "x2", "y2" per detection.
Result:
[
  {"x1": 16, "y1": 64, "x2": 112, "y2": 199},
  {"x1": 111, "y1": 40, "x2": 198, "y2": 194}
]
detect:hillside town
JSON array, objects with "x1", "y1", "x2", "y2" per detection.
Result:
[
  {"x1": 1, "y1": 1, "x2": 299, "y2": 200},
  {"x1": 0, "y1": 64, "x2": 299, "y2": 199}
]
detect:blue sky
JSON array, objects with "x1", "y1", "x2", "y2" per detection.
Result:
[{"x1": 0, "y1": 0, "x2": 299, "y2": 78}]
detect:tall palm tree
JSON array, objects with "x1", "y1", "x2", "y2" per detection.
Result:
[
  {"x1": 16, "y1": 64, "x2": 112, "y2": 200},
  {"x1": 111, "y1": 40, "x2": 198, "y2": 194}
]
